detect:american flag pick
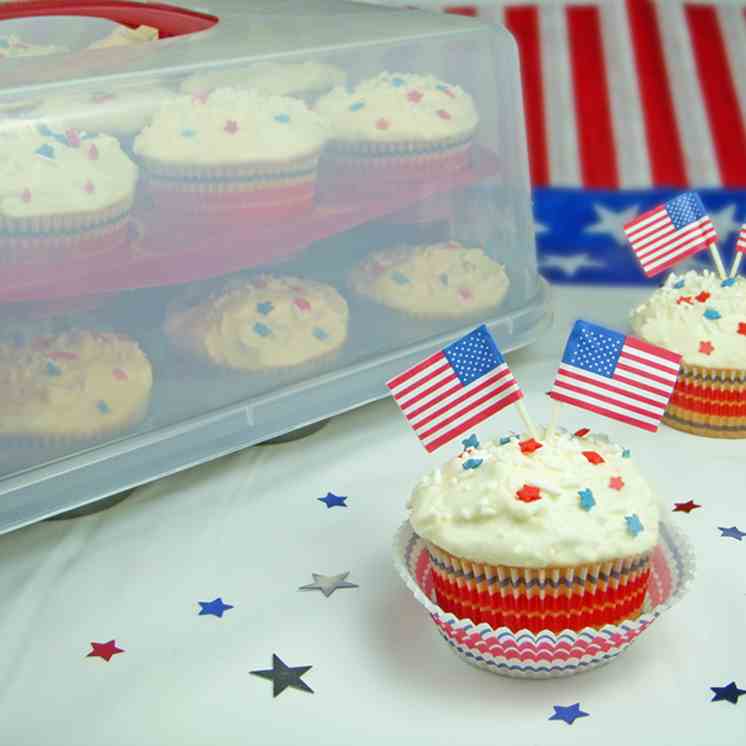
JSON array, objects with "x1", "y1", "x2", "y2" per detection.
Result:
[
  {"x1": 549, "y1": 320, "x2": 682, "y2": 433},
  {"x1": 623, "y1": 192, "x2": 718, "y2": 278},
  {"x1": 386, "y1": 325, "x2": 523, "y2": 452},
  {"x1": 730, "y1": 224, "x2": 746, "y2": 278}
]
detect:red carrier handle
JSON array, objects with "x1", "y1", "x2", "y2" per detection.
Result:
[{"x1": 0, "y1": 1, "x2": 218, "y2": 38}]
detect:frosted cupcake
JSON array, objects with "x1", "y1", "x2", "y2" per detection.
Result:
[
  {"x1": 88, "y1": 24, "x2": 159, "y2": 49},
  {"x1": 133, "y1": 88, "x2": 328, "y2": 220},
  {"x1": 315, "y1": 72, "x2": 478, "y2": 193},
  {"x1": 408, "y1": 431, "x2": 660, "y2": 633},
  {"x1": 0, "y1": 34, "x2": 67, "y2": 59},
  {"x1": 631, "y1": 269, "x2": 746, "y2": 438}
]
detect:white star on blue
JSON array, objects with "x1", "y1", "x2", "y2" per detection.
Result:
[
  {"x1": 665, "y1": 192, "x2": 707, "y2": 230},
  {"x1": 562, "y1": 320, "x2": 624, "y2": 378},
  {"x1": 443, "y1": 325, "x2": 504, "y2": 386}
]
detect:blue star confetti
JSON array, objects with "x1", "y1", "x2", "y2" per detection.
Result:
[
  {"x1": 349, "y1": 101, "x2": 365, "y2": 112},
  {"x1": 251, "y1": 654, "x2": 313, "y2": 698},
  {"x1": 499, "y1": 436, "x2": 512, "y2": 445},
  {"x1": 256, "y1": 301, "x2": 273, "y2": 316},
  {"x1": 318, "y1": 492, "x2": 347, "y2": 509},
  {"x1": 718, "y1": 526, "x2": 746, "y2": 541},
  {"x1": 274, "y1": 114, "x2": 290, "y2": 124},
  {"x1": 198, "y1": 597, "x2": 234, "y2": 618},
  {"x1": 710, "y1": 682, "x2": 746, "y2": 704},
  {"x1": 721, "y1": 278, "x2": 736, "y2": 288},
  {"x1": 549, "y1": 703, "x2": 589, "y2": 725},
  {"x1": 625, "y1": 514, "x2": 644, "y2": 536},
  {"x1": 462, "y1": 458, "x2": 482, "y2": 471},
  {"x1": 622, "y1": 448, "x2": 631, "y2": 458},
  {"x1": 703, "y1": 309, "x2": 721, "y2": 320},
  {"x1": 46, "y1": 361, "x2": 62, "y2": 376},
  {"x1": 673, "y1": 279, "x2": 685, "y2": 289},
  {"x1": 578, "y1": 488, "x2": 595, "y2": 511},
  {"x1": 462, "y1": 434, "x2": 479, "y2": 450},
  {"x1": 35, "y1": 143, "x2": 55, "y2": 160},
  {"x1": 254, "y1": 322, "x2": 271, "y2": 337}
]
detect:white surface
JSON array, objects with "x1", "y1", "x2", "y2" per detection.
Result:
[{"x1": 0, "y1": 285, "x2": 744, "y2": 746}]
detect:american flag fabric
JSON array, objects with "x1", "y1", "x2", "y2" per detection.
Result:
[
  {"x1": 386, "y1": 325, "x2": 523, "y2": 452},
  {"x1": 549, "y1": 320, "x2": 682, "y2": 432},
  {"x1": 622, "y1": 192, "x2": 718, "y2": 277},
  {"x1": 736, "y1": 224, "x2": 746, "y2": 255}
]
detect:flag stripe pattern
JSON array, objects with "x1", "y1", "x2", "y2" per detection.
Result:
[
  {"x1": 737, "y1": 224, "x2": 746, "y2": 256},
  {"x1": 386, "y1": 325, "x2": 523, "y2": 452},
  {"x1": 623, "y1": 192, "x2": 718, "y2": 277},
  {"x1": 550, "y1": 320, "x2": 682, "y2": 432}
]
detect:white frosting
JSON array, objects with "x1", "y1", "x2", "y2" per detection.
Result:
[
  {"x1": 133, "y1": 88, "x2": 328, "y2": 165},
  {"x1": 0, "y1": 126, "x2": 138, "y2": 218},
  {"x1": 180, "y1": 61, "x2": 346, "y2": 97},
  {"x1": 315, "y1": 72, "x2": 479, "y2": 144},
  {"x1": 407, "y1": 431, "x2": 660, "y2": 568},
  {"x1": 88, "y1": 24, "x2": 159, "y2": 49},
  {"x1": 0, "y1": 35, "x2": 67, "y2": 59},
  {"x1": 631, "y1": 270, "x2": 746, "y2": 369}
]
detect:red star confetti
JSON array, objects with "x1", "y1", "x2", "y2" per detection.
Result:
[
  {"x1": 66, "y1": 128, "x2": 81, "y2": 147},
  {"x1": 458, "y1": 288, "x2": 473, "y2": 302},
  {"x1": 676, "y1": 296, "x2": 693, "y2": 305},
  {"x1": 88, "y1": 144, "x2": 99, "y2": 161},
  {"x1": 583, "y1": 451, "x2": 605, "y2": 465},
  {"x1": 86, "y1": 640, "x2": 124, "y2": 662},
  {"x1": 407, "y1": 90, "x2": 423, "y2": 103},
  {"x1": 224, "y1": 120, "x2": 239, "y2": 134},
  {"x1": 609, "y1": 476, "x2": 625, "y2": 491},
  {"x1": 695, "y1": 291, "x2": 711, "y2": 303},
  {"x1": 293, "y1": 297, "x2": 311, "y2": 312},
  {"x1": 519, "y1": 438, "x2": 543, "y2": 455},
  {"x1": 516, "y1": 484, "x2": 542, "y2": 503},
  {"x1": 673, "y1": 500, "x2": 701, "y2": 513},
  {"x1": 83, "y1": 180, "x2": 95, "y2": 194},
  {"x1": 192, "y1": 90, "x2": 209, "y2": 104},
  {"x1": 21, "y1": 188, "x2": 31, "y2": 203},
  {"x1": 376, "y1": 118, "x2": 390, "y2": 130},
  {"x1": 738, "y1": 323, "x2": 746, "y2": 336},
  {"x1": 112, "y1": 368, "x2": 128, "y2": 381},
  {"x1": 574, "y1": 427, "x2": 591, "y2": 438},
  {"x1": 699, "y1": 341, "x2": 714, "y2": 356},
  {"x1": 436, "y1": 109, "x2": 452, "y2": 120}
]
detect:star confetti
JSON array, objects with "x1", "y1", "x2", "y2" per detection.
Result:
[
  {"x1": 224, "y1": 119, "x2": 239, "y2": 134},
  {"x1": 738, "y1": 323, "x2": 746, "y2": 336},
  {"x1": 462, "y1": 434, "x2": 479, "y2": 449},
  {"x1": 722, "y1": 278, "x2": 736, "y2": 287},
  {"x1": 673, "y1": 500, "x2": 701, "y2": 513},
  {"x1": 549, "y1": 703, "x2": 589, "y2": 725},
  {"x1": 318, "y1": 492, "x2": 347, "y2": 509},
  {"x1": 519, "y1": 438, "x2": 543, "y2": 455},
  {"x1": 298, "y1": 572, "x2": 358, "y2": 598},
  {"x1": 198, "y1": 597, "x2": 234, "y2": 618},
  {"x1": 583, "y1": 451, "x2": 605, "y2": 465},
  {"x1": 710, "y1": 681, "x2": 746, "y2": 704},
  {"x1": 574, "y1": 427, "x2": 590, "y2": 438},
  {"x1": 609, "y1": 476, "x2": 625, "y2": 491},
  {"x1": 677, "y1": 296, "x2": 693, "y2": 305},
  {"x1": 86, "y1": 640, "x2": 124, "y2": 662},
  {"x1": 462, "y1": 458, "x2": 482, "y2": 470},
  {"x1": 695, "y1": 291, "x2": 711, "y2": 303},
  {"x1": 578, "y1": 488, "x2": 595, "y2": 511},
  {"x1": 625, "y1": 514, "x2": 644, "y2": 536},
  {"x1": 251, "y1": 654, "x2": 313, "y2": 698},
  {"x1": 516, "y1": 484, "x2": 541, "y2": 503},
  {"x1": 718, "y1": 526, "x2": 746, "y2": 541},
  {"x1": 703, "y1": 309, "x2": 721, "y2": 320}
]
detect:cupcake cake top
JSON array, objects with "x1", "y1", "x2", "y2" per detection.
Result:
[
  {"x1": 180, "y1": 61, "x2": 346, "y2": 98},
  {"x1": 407, "y1": 431, "x2": 660, "y2": 568},
  {"x1": 0, "y1": 125, "x2": 138, "y2": 218},
  {"x1": 88, "y1": 24, "x2": 159, "y2": 49},
  {"x1": 350, "y1": 241, "x2": 509, "y2": 316},
  {"x1": 631, "y1": 269, "x2": 746, "y2": 369},
  {"x1": 133, "y1": 88, "x2": 328, "y2": 165},
  {"x1": 314, "y1": 72, "x2": 479, "y2": 144},
  {"x1": 0, "y1": 35, "x2": 67, "y2": 59},
  {"x1": 165, "y1": 274, "x2": 349, "y2": 371},
  {"x1": 0, "y1": 330, "x2": 153, "y2": 437}
]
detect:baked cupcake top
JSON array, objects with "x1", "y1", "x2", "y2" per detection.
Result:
[
  {"x1": 180, "y1": 61, "x2": 346, "y2": 98},
  {"x1": 165, "y1": 275, "x2": 349, "y2": 371},
  {"x1": 88, "y1": 24, "x2": 159, "y2": 49},
  {"x1": 0, "y1": 125, "x2": 138, "y2": 218},
  {"x1": 0, "y1": 330, "x2": 153, "y2": 438},
  {"x1": 407, "y1": 431, "x2": 660, "y2": 568},
  {"x1": 133, "y1": 88, "x2": 328, "y2": 165},
  {"x1": 631, "y1": 269, "x2": 746, "y2": 369},
  {"x1": 314, "y1": 72, "x2": 478, "y2": 145},
  {"x1": 0, "y1": 35, "x2": 67, "y2": 59},
  {"x1": 350, "y1": 241, "x2": 509, "y2": 316}
]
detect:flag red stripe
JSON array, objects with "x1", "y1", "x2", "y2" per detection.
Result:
[
  {"x1": 445, "y1": 5, "x2": 477, "y2": 17},
  {"x1": 387, "y1": 351, "x2": 444, "y2": 390},
  {"x1": 397, "y1": 367, "x2": 456, "y2": 407},
  {"x1": 619, "y1": 349, "x2": 680, "y2": 376},
  {"x1": 549, "y1": 391, "x2": 658, "y2": 433},
  {"x1": 611, "y1": 371, "x2": 674, "y2": 400},
  {"x1": 642, "y1": 242, "x2": 709, "y2": 277},
  {"x1": 626, "y1": 0, "x2": 687, "y2": 187},
  {"x1": 566, "y1": 6, "x2": 618, "y2": 188},
  {"x1": 425, "y1": 391, "x2": 524, "y2": 452},
  {"x1": 634, "y1": 220, "x2": 706, "y2": 258},
  {"x1": 625, "y1": 205, "x2": 667, "y2": 233},
  {"x1": 557, "y1": 368, "x2": 666, "y2": 411},
  {"x1": 614, "y1": 360, "x2": 677, "y2": 388},
  {"x1": 404, "y1": 379, "x2": 462, "y2": 420},
  {"x1": 504, "y1": 6, "x2": 549, "y2": 186},
  {"x1": 685, "y1": 5, "x2": 746, "y2": 188},
  {"x1": 624, "y1": 335, "x2": 682, "y2": 363}
]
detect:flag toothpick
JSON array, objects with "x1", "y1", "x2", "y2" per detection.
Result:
[
  {"x1": 730, "y1": 224, "x2": 745, "y2": 278},
  {"x1": 708, "y1": 243, "x2": 727, "y2": 280},
  {"x1": 516, "y1": 399, "x2": 540, "y2": 441},
  {"x1": 544, "y1": 399, "x2": 563, "y2": 441}
]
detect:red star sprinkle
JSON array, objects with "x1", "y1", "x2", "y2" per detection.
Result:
[
  {"x1": 224, "y1": 120, "x2": 239, "y2": 134},
  {"x1": 192, "y1": 90, "x2": 209, "y2": 104},
  {"x1": 441, "y1": 87, "x2": 456, "y2": 98},
  {"x1": 676, "y1": 296, "x2": 693, "y2": 305},
  {"x1": 574, "y1": 427, "x2": 591, "y2": 438},
  {"x1": 83, "y1": 180, "x2": 95, "y2": 194},
  {"x1": 436, "y1": 109, "x2": 452, "y2": 120},
  {"x1": 66, "y1": 129, "x2": 81, "y2": 147},
  {"x1": 609, "y1": 476, "x2": 625, "y2": 491},
  {"x1": 583, "y1": 451, "x2": 605, "y2": 465},
  {"x1": 695, "y1": 291, "x2": 711, "y2": 303},
  {"x1": 519, "y1": 438, "x2": 543, "y2": 455},
  {"x1": 673, "y1": 500, "x2": 701, "y2": 513},
  {"x1": 88, "y1": 144, "x2": 99, "y2": 161},
  {"x1": 293, "y1": 297, "x2": 311, "y2": 312},
  {"x1": 376, "y1": 118, "x2": 390, "y2": 130},
  {"x1": 92, "y1": 92, "x2": 115, "y2": 104},
  {"x1": 458, "y1": 288, "x2": 473, "y2": 302},
  {"x1": 21, "y1": 188, "x2": 31, "y2": 203},
  {"x1": 112, "y1": 368, "x2": 128, "y2": 381},
  {"x1": 516, "y1": 484, "x2": 542, "y2": 503},
  {"x1": 86, "y1": 640, "x2": 124, "y2": 662},
  {"x1": 738, "y1": 323, "x2": 746, "y2": 336},
  {"x1": 407, "y1": 90, "x2": 423, "y2": 103},
  {"x1": 699, "y1": 341, "x2": 714, "y2": 355}
]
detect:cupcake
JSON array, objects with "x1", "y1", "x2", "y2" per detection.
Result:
[
  {"x1": 407, "y1": 430, "x2": 660, "y2": 633},
  {"x1": 0, "y1": 125, "x2": 138, "y2": 264},
  {"x1": 631, "y1": 269, "x2": 746, "y2": 438},
  {"x1": 164, "y1": 274, "x2": 349, "y2": 373},
  {"x1": 133, "y1": 88, "x2": 328, "y2": 221},
  {"x1": 88, "y1": 24, "x2": 159, "y2": 50},
  {"x1": 315, "y1": 72, "x2": 478, "y2": 195},
  {"x1": 0, "y1": 34, "x2": 67, "y2": 59},
  {"x1": 0, "y1": 330, "x2": 153, "y2": 443}
]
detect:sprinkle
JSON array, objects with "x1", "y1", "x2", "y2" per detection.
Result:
[
  {"x1": 376, "y1": 118, "x2": 391, "y2": 130},
  {"x1": 695, "y1": 291, "x2": 711, "y2": 303},
  {"x1": 574, "y1": 427, "x2": 590, "y2": 438},
  {"x1": 313, "y1": 327, "x2": 329, "y2": 341},
  {"x1": 738, "y1": 323, "x2": 746, "y2": 336},
  {"x1": 48, "y1": 351, "x2": 78, "y2": 360},
  {"x1": 622, "y1": 448, "x2": 631, "y2": 458},
  {"x1": 516, "y1": 484, "x2": 541, "y2": 503},
  {"x1": 46, "y1": 361, "x2": 62, "y2": 376},
  {"x1": 462, "y1": 458, "x2": 483, "y2": 471},
  {"x1": 436, "y1": 109, "x2": 452, "y2": 120},
  {"x1": 83, "y1": 180, "x2": 95, "y2": 194},
  {"x1": 224, "y1": 120, "x2": 239, "y2": 134},
  {"x1": 583, "y1": 451, "x2": 605, "y2": 465},
  {"x1": 499, "y1": 436, "x2": 512, "y2": 446},
  {"x1": 703, "y1": 308, "x2": 721, "y2": 320},
  {"x1": 721, "y1": 278, "x2": 736, "y2": 288},
  {"x1": 519, "y1": 438, "x2": 543, "y2": 455},
  {"x1": 192, "y1": 91, "x2": 209, "y2": 104},
  {"x1": 35, "y1": 144, "x2": 55, "y2": 160},
  {"x1": 609, "y1": 476, "x2": 625, "y2": 491},
  {"x1": 112, "y1": 368, "x2": 128, "y2": 381},
  {"x1": 673, "y1": 279, "x2": 685, "y2": 289},
  {"x1": 293, "y1": 297, "x2": 311, "y2": 312},
  {"x1": 97, "y1": 401, "x2": 111, "y2": 414},
  {"x1": 274, "y1": 114, "x2": 290, "y2": 124},
  {"x1": 88, "y1": 144, "x2": 99, "y2": 160},
  {"x1": 462, "y1": 434, "x2": 480, "y2": 449},
  {"x1": 676, "y1": 296, "x2": 693, "y2": 305},
  {"x1": 439, "y1": 273, "x2": 449, "y2": 287},
  {"x1": 436, "y1": 84, "x2": 456, "y2": 98},
  {"x1": 256, "y1": 301, "x2": 273, "y2": 316},
  {"x1": 578, "y1": 489, "x2": 595, "y2": 511},
  {"x1": 181, "y1": 128, "x2": 197, "y2": 138},
  {"x1": 349, "y1": 101, "x2": 365, "y2": 112},
  {"x1": 254, "y1": 322, "x2": 271, "y2": 337},
  {"x1": 699, "y1": 340, "x2": 714, "y2": 355},
  {"x1": 92, "y1": 92, "x2": 115, "y2": 104},
  {"x1": 391, "y1": 77, "x2": 405, "y2": 87},
  {"x1": 458, "y1": 288, "x2": 473, "y2": 302},
  {"x1": 253, "y1": 277, "x2": 268, "y2": 288},
  {"x1": 37, "y1": 124, "x2": 54, "y2": 137},
  {"x1": 21, "y1": 188, "x2": 31, "y2": 203},
  {"x1": 407, "y1": 90, "x2": 423, "y2": 103},
  {"x1": 391, "y1": 271, "x2": 410, "y2": 285},
  {"x1": 66, "y1": 129, "x2": 81, "y2": 147},
  {"x1": 625, "y1": 514, "x2": 644, "y2": 536}
]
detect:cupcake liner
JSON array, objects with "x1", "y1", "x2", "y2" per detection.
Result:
[
  {"x1": 664, "y1": 363, "x2": 746, "y2": 439},
  {"x1": 393, "y1": 520, "x2": 694, "y2": 679}
]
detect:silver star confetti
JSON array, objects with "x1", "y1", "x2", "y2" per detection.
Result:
[{"x1": 298, "y1": 571, "x2": 359, "y2": 598}]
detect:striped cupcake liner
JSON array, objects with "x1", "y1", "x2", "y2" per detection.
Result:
[
  {"x1": 664, "y1": 363, "x2": 746, "y2": 439},
  {"x1": 393, "y1": 520, "x2": 695, "y2": 679}
]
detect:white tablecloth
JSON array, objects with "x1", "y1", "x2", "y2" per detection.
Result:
[{"x1": 1, "y1": 286, "x2": 744, "y2": 746}]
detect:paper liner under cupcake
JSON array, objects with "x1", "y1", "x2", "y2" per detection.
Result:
[
  {"x1": 664, "y1": 363, "x2": 746, "y2": 438},
  {"x1": 393, "y1": 520, "x2": 694, "y2": 679}
]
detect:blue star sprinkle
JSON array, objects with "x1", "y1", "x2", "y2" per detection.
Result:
[
  {"x1": 318, "y1": 492, "x2": 347, "y2": 509},
  {"x1": 721, "y1": 278, "x2": 736, "y2": 288},
  {"x1": 391, "y1": 77, "x2": 405, "y2": 87},
  {"x1": 312, "y1": 327, "x2": 329, "y2": 341},
  {"x1": 198, "y1": 597, "x2": 234, "y2": 618},
  {"x1": 34, "y1": 143, "x2": 55, "y2": 160},
  {"x1": 349, "y1": 101, "x2": 365, "y2": 112},
  {"x1": 96, "y1": 401, "x2": 110, "y2": 414},
  {"x1": 462, "y1": 434, "x2": 479, "y2": 450},
  {"x1": 718, "y1": 526, "x2": 746, "y2": 541},
  {"x1": 180, "y1": 128, "x2": 197, "y2": 138},
  {"x1": 578, "y1": 488, "x2": 595, "y2": 511},
  {"x1": 462, "y1": 458, "x2": 483, "y2": 471},
  {"x1": 625, "y1": 514, "x2": 644, "y2": 536},
  {"x1": 710, "y1": 681, "x2": 746, "y2": 704},
  {"x1": 391, "y1": 271, "x2": 410, "y2": 285},
  {"x1": 46, "y1": 361, "x2": 62, "y2": 377},
  {"x1": 673, "y1": 279, "x2": 685, "y2": 289},
  {"x1": 703, "y1": 308, "x2": 721, "y2": 320},
  {"x1": 549, "y1": 703, "x2": 590, "y2": 725},
  {"x1": 274, "y1": 113, "x2": 290, "y2": 124},
  {"x1": 439, "y1": 273, "x2": 449, "y2": 286},
  {"x1": 499, "y1": 436, "x2": 512, "y2": 445},
  {"x1": 622, "y1": 448, "x2": 631, "y2": 458},
  {"x1": 37, "y1": 124, "x2": 54, "y2": 137},
  {"x1": 256, "y1": 301, "x2": 273, "y2": 316},
  {"x1": 254, "y1": 322, "x2": 271, "y2": 337}
]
